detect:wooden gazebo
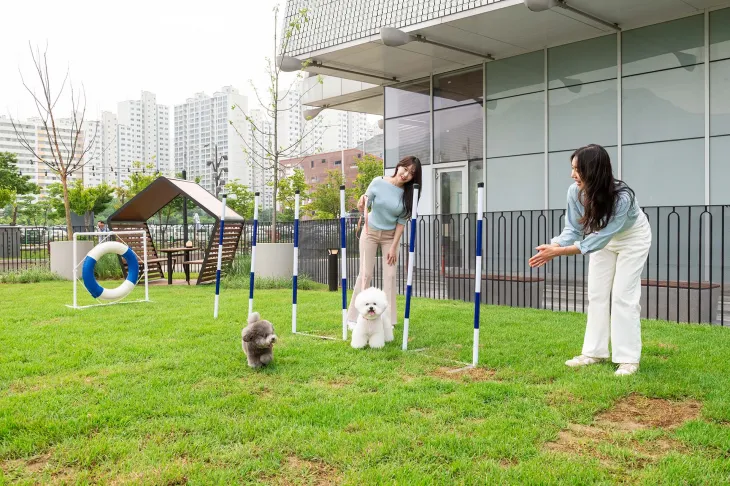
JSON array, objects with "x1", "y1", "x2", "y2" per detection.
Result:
[{"x1": 108, "y1": 177, "x2": 245, "y2": 285}]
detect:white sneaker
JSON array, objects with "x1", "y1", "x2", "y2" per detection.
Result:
[
  {"x1": 565, "y1": 355, "x2": 606, "y2": 367},
  {"x1": 615, "y1": 363, "x2": 639, "y2": 376}
]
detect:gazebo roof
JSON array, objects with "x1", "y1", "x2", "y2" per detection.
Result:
[{"x1": 108, "y1": 177, "x2": 244, "y2": 223}]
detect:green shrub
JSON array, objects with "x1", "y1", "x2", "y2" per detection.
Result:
[
  {"x1": 0, "y1": 265, "x2": 63, "y2": 284},
  {"x1": 93, "y1": 254, "x2": 123, "y2": 280}
]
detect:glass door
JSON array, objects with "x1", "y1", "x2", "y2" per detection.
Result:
[{"x1": 436, "y1": 166, "x2": 468, "y2": 270}]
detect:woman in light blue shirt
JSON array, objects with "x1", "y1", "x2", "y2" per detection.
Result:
[
  {"x1": 529, "y1": 144, "x2": 652, "y2": 376},
  {"x1": 346, "y1": 155, "x2": 423, "y2": 331}
]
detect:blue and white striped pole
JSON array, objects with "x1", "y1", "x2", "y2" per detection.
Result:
[
  {"x1": 473, "y1": 182, "x2": 484, "y2": 366},
  {"x1": 292, "y1": 190, "x2": 300, "y2": 333},
  {"x1": 340, "y1": 185, "x2": 348, "y2": 340},
  {"x1": 214, "y1": 193, "x2": 227, "y2": 319},
  {"x1": 402, "y1": 183, "x2": 420, "y2": 351},
  {"x1": 249, "y1": 192, "x2": 259, "y2": 317}
]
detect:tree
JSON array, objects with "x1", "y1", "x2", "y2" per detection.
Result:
[
  {"x1": 226, "y1": 180, "x2": 255, "y2": 220},
  {"x1": 17, "y1": 195, "x2": 56, "y2": 226},
  {"x1": 353, "y1": 154, "x2": 384, "y2": 198},
  {"x1": 48, "y1": 179, "x2": 113, "y2": 229},
  {"x1": 125, "y1": 161, "x2": 158, "y2": 198},
  {"x1": 10, "y1": 44, "x2": 98, "y2": 238},
  {"x1": 231, "y1": 5, "x2": 325, "y2": 242},
  {"x1": 276, "y1": 168, "x2": 308, "y2": 222},
  {"x1": 0, "y1": 152, "x2": 39, "y2": 225},
  {"x1": 305, "y1": 169, "x2": 356, "y2": 219}
]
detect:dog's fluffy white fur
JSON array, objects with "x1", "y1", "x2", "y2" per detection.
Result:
[{"x1": 351, "y1": 287, "x2": 393, "y2": 349}]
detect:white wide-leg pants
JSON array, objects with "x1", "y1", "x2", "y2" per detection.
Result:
[{"x1": 582, "y1": 212, "x2": 652, "y2": 364}]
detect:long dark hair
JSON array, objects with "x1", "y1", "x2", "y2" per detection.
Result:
[
  {"x1": 572, "y1": 144, "x2": 635, "y2": 234},
  {"x1": 393, "y1": 155, "x2": 423, "y2": 219}
]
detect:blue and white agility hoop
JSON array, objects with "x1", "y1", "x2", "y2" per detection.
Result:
[
  {"x1": 340, "y1": 185, "x2": 348, "y2": 340},
  {"x1": 82, "y1": 241, "x2": 139, "y2": 301},
  {"x1": 292, "y1": 190, "x2": 300, "y2": 333},
  {"x1": 214, "y1": 193, "x2": 227, "y2": 319},
  {"x1": 401, "y1": 183, "x2": 420, "y2": 351},
  {"x1": 249, "y1": 192, "x2": 259, "y2": 317},
  {"x1": 473, "y1": 182, "x2": 485, "y2": 366}
]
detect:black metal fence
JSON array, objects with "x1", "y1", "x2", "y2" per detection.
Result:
[{"x1": 2, "y1": 205, "x2": 728, "y2": 325}]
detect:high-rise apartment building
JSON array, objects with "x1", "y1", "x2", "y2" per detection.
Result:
[
  {"x1": 117, "y1": 91, "x2": 170, "y2": 177},
  {"x1": 0, "y1": 115, "x2": 84, "y2": 193},
  {"x1": 174, "y1": 86, "x2": 250, "y2": 196}
]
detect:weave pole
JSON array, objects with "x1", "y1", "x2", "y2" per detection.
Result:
[
  {"x1": 292, "y1": 190, "x2": 300, "y2": 333},
  {"x1": 401, "y1": 183, "x2": 420, "y2": 351},
  {"x1": 340, "y1": 185, "x2": 348, "y2": 340},
  {"x1": 214, "y1": 193, "x2": 227, "y2": 319},
  {"x1": 473, "y1": 182, "x2": 484, "y2": 366},
  {"x1": 249, "y1": 192, "x2": 259, "y2": 317}
]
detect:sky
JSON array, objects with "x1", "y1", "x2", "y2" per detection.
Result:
[{"x1": 0, "y1": 0, "x2": 300, "y2": 121}]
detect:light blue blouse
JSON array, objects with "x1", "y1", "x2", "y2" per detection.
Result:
[
  {"x1": 551, "y1": 182, "x2": 642, "y2": 254},
  {"x1": 365, "y1": 176, "x2": 409, "y2": 230}
]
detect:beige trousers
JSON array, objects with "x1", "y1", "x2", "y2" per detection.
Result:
[{"x1": 347, "y1": 227, "x2": 398, "y2": 324}]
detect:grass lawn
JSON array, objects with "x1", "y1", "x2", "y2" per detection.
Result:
[{"x1": 1, "y1": 281, "x2": 730, "y2": 484}]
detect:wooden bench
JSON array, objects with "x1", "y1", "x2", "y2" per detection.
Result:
[
  {"x1": 444, "y1": 273, "x2": 546, "y2": 308},
  {"x1": 641, "y1": 279, "x2": 721, "y2": 324}
]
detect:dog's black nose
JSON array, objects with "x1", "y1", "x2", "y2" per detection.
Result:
[{"x1": 369, "y1": 306, "x2": 374, "y2": 311}]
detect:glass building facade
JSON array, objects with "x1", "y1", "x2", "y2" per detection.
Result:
[{"x1": 384, "y1": 8, "x2": 730, "y2": 214}]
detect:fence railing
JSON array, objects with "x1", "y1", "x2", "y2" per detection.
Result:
[{"x1": 2, "y1": 204, "x2": 728, "y2": 326}]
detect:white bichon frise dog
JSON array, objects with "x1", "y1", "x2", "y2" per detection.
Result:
[{"x1": 351, "y1": 286, "x2": 393, "y2": 349}]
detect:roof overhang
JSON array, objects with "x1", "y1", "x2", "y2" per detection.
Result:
[
  {"x1": 108, "y1": 177, "x2": 244, "y2": 223},
  {"x1": 294, "y1": 0, "x2": 729, "y2": 113}
]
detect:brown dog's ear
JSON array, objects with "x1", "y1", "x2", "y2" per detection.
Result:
[{"x1": 242, "y1": 328, "x2": 253, "y2": 342}]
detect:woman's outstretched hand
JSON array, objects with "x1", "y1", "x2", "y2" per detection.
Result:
[{"x1": 529, "y1": 243, "x2": 559, "y2": 268}]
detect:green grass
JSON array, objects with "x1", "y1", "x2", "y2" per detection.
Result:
[{"x1": 1, "y1": 282, "x2": 730, "y2": 484}]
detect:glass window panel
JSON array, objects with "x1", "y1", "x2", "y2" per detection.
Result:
[
  {"x1": 549, "y1": 79, "x2": 617, "y2": 152},
  {"x1": 486, "y1": 50, "x2": 544, "y2": 100},
  {"x1": 548, "y1": 147, "x2": 618, "y2": 209},
  {"x1": 384, "y1": 79, "x2": 430, "y2": 119},
  {"x1": 384, "y1": 114, "x2": 430, "y2": 168},
  {"x1": 622, "y1": 138, "x2": 704, "y2": 206},
  {"x1": 622, "y1": 14, "x2": 704, "y2": 77},
  {"x1": 548, "y1": 34, "x2": 617, "y2": 89},
  {"x1": 711, "y1": 59, "x2": 730, "y2": 136},
  {"x1": 710, "y1": 135, "x2": 730, "y2": 205},
  {"x1": 710, "y1": 7, "x2": 730, "y2": 61},
  {"x1": 434, "y1": 104, "x2": 483, "y2": 163},
  {"x1": 434, "y1": 66, "x2": 483, "y2": 110},
  {"x1": 468, "y1": 160, "x2": 484, "y2": 214},
  {"x1": 622, "y1": 66, "x2": 704, "y2": 145},
  {"x1": 486, "y1": 91, "x2": 544, "y2": 158},
  {"x1": 487, "y1": 153, "x2": 544, "y2": 211}
]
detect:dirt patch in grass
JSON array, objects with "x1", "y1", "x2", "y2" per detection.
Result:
[
  {"x1": 261, "y1": 455, "x2": 340, "y2": 485},
  {"x1": 546, "y1": 393, "x2": 701, "y2": 470},
  {"x1": 430, "y1": 366, "x2": 497, "y2": 382},
  {"x1": 1, "y1": 452, "x2": 53, "y2": 479},
  {"x1": 594, "y1": 393, "x2": 701, "y2": 431}
]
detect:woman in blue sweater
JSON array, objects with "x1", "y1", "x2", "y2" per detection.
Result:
[
  {"x1": 347, "y1": 155, "x2": 423, "y2": 328},
  {"x1": 529, "y1": 144, "x2": 652, "y2": 376}
]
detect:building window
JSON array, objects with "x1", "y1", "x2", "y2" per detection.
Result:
[
  {"x1": 384, "y1": 77, "x2": 431, "y2": 168},
  {"x1": 486, "y1": 50, "x2": 545, "y2": 211},
  {"x1": 710, "y1": 7, "x2": 730, "y2": 204},
  {"x1": 334, "y1": 160, "x2": 341, "y2": 165},
  {"x1": 434, "y1": 64, "x2": 483, "y2": 164},
  {"x1": 622, "y1": 14, "x2": 705, "y2": 207},
  {"x1": 548, "y1": 33, "x2": 618, "y2": 209}
]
